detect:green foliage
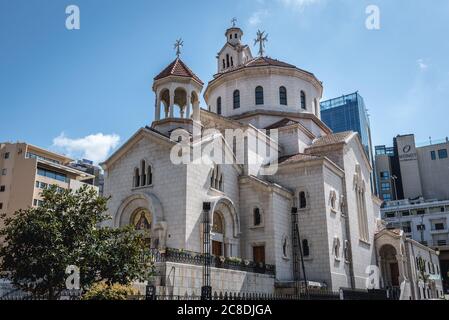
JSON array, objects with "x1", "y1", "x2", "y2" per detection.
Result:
[
  {"x1": 82, "y1": 281, "x2": 139, "y2": 300},
  {"x1": 0, "y1": 185, "x2": 153, "y2": 299}
]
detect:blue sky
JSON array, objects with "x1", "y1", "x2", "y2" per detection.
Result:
[{"x1": 1, "y1": 0, "x2": 448, "y2": 162}]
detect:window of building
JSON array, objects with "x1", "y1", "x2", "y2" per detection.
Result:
[
  {"x1": 402, "y1": 222, "x2": 412, "y2": 233},
  {"x1": 133, "y1": 168, "x2": 140, "y2": 188},
  {"x1": 210, "y1": 165, "x2": 224, "y2": 192},
  {"x1": 380, "y1": 171, "x2": 390, "y2": 180},
  {"x1": 438, "y1": 240, "x2": 447, "y2": 246},
  {"x1": 37, "y1": 168, "x2": 68, "y2": 183},
  {"x1": 233, "y1": 90, "x2": 240, "y2": 109},
  {"x1": 217, "y1": 97, "x2": 222, "y2": 115},
  {"x1": 401, "y1": 210, "x2": 410, "y2": 217},
  {"x1": 253, "y1": 208, "x2": 262, "y2": 226},
  {"x1": 417, "y1": 224, "x2": 426, "y2": 231},
  {"x1": 147, "y1": 165, "x2": 153, "y2": 186},
  {"x1": 255, "y1": 86, "x2": 264, "y2": 105},
  {"x1": 0, "y1": 185, "x2": 5, "y2": 192},
  {"x1": 222, "y1": 59, "x2": 225, "y2": 69},
  {"x1": 438, "y1": 149, "x2": 448, "y2": 159},
  {"x1": 300, "y1": 91, "x2": 306, "y2": 109},
  {"x1": 1, "y1": 168, "x2": 6, "y2": 176},
  {"x1": 279, "y1": 86, "x2": 287, "y2": 105},
  {"x1": 381, "y1": 182, "x2": 391, "y2": 191},
  {"x1": 299, "y1": 191, "x2": 307, "y2": 209},
  {"x1": 431, "y1": 151, "x2": 436, "y2": 160},
  {"x1": 0, "y1": 203, "x2": 3, "y2": 210},
  {"x1": 417, "y1": 209, "x2": 426, "y2": 215},
  {"x1": 226, "y1": 54, "x2": 230, "y2": 68},
  {"x1": 385, "y1": 211, "x2": 395, "y2": 218},
  {"x1": 383, "y1": 194, "x2": 392, "y2": 201},
  {"x1": 302, "y1": 239, "x2": 310, "y2": 257},
  {"x1": 4, "y1": 152, "x2": 9, "y2": 159},
  {"x1": 434, "y1": 223, "x2": 445, "y2": 230}
]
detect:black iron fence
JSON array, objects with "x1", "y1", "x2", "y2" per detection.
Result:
[{"x1": 143, "y1": 248, "x2": 276, "y2": 276}]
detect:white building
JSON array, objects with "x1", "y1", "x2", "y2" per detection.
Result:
[{"x1": 101, "y1": 24, "x2": 386, "y2": 296}]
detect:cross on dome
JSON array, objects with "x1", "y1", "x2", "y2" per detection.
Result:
[
  {"x1": 174, "y1": 38, "x2": 184, "y2": 58},
  {"x1": 231, "y1": 17, "x2": 237, "y2": 27},
  {"x1": 254, "y1": 30, "x2": 268, "y2": 57}
]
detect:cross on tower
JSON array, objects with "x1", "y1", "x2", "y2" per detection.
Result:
[
  {"x1": 174, "y1": 38, "x2": 184, "y2": 58},
  {"x1": 231, "y1": 17, "x2": 237, "y2": 27},
  {"x1": 254, "y1": 30, "x2": 268, "y2": 57}
]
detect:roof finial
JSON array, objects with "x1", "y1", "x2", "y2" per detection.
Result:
[
  {"x1": 231, "y1": 17, "x2": 237, "y2": 27},
  {"x1": 254, "y1": 30, "x2": 268, "y2": 57},
  {"x1": 174, "y1": 38, "x2": 184, "y2": 58}
]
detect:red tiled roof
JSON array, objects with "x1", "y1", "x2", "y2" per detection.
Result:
[
  {"x1": 154, "y1": 58, "x2": 203, "y2": 85},
  {"x1": 309, "y1": 131, "x2": 354, "y2": 148},
  {"x1": 278, "y1": 153, "x2": 321, "y2": 165}
]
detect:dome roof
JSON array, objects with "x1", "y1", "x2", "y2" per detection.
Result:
[{"x1": 154, "y1": 58, "x2": 203, "y2": 85}]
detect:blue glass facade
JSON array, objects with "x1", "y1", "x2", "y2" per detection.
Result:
[{"x1": 320, "y1": 92, "x2": 377, "y2": 194}]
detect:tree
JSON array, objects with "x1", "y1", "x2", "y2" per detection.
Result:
[{"x1": 0, "y1": 185, "x2": 152, "y2": 299}]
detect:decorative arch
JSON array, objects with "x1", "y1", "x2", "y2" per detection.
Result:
[
  {"x1": 210, "y1": 197, "x2": 240, "y2": 238},
  {"x1": 114, "y1": 193, "x2": 165, "y2": 229}
]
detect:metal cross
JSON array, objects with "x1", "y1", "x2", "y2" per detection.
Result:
[
  {"x1": 231, "y1": 17, "x2": 237, "y2": 27},
  {"x1": 254, "y1": 30, "x2": 268, "y2": 57},
  {"x1": 174, "y1": 38, "x2": 184, "y2": 58}
]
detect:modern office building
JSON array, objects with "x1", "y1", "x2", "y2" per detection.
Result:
[
  {"x1": 377, "y1": 134, "x2": 449, "y2": 293},
  {"x1": 69, "y1": 159, "x2": 104, "y2": 195},
  {"x1": 0, "y1": 142, "x2": 98, "y2": 230},
  {"x1": 320, "y1": 92, "x2": 377, "y2": 194},
  {"x1": 375, "y1": 134, "x2": 449, "y2": 202}
]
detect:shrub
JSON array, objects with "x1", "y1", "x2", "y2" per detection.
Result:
[{"x1": 82, "y1": 282, "x2": 139, "y2": 300}]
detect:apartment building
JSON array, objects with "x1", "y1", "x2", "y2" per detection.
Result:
[{"x1": 0, "y1": 142, "x2": 97, "y2": 228}]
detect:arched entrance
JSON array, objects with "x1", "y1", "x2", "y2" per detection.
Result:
[
  {"x1": 379, "y1": 244, "x2": 400, "y2": 287},
  {"x1": 211, "y1": 211, "x2": 225, "y2": 256}
]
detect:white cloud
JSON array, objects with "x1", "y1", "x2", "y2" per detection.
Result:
[
  {"x1": 52, "y1": 132, "x2": 120, "y2": 164},
  {"x1": 417, "y1": 59, "x2": 428, "y2": 71},
  {"x1": 249, "y1": 10, "x2": 269, "y2": 26},
  {"x1": 278, "y1": 0, "x2": 321, "y2": 11}
]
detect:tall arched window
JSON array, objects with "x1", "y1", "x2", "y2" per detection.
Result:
[
  {"x1": 300, "y1": 91, "x2": 306, "y2": 110},
  {"x1": 217, "y1": 97, "x2": 222, "y2": 115},
  {"x1": 255, "y1": 86, "x2": 264, "y2": 105},
  {"x1": 299, "y1": 191, "x2": 307, "y2": 209},
  {"x1": 133, "y1": 168, "x2": 140, "y2": 188},
  {"x1": 222, "y1": 59, "x2": 225, "y2": 69},
  {"x1": 253, "y1": 208, "x2": 262, "y2": 226},
  {"x1": 233, "y1": 90, "x2": 240, "y2": 109},
  {"x1": 226, "y1": 54, "x2": 230, "y2": 68},
  {"x1": 140, "y1": 160, "x2": 146, "y2": 186},
  {"x1": 279, "y1": 86, "x2": 287, "y2": 105},
  {"x1": 147, "y1": 165, "x2": 153, "y2": 185},
  {"x1": 302, "y1": 239, "x2": 310, "y2": 257}
]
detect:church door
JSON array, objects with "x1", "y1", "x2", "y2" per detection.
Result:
[
  {"x1": 390, "y1": 263, "x2": 400, "y2": 286},
  {"x1": 253, "y1": 246, "x2": 265, "y2": 264},
  {"x1": 212, "y1": 240, "x2": 223, "y2": 256}
]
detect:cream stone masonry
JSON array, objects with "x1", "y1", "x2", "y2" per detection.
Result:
[{"x1": 100, "y1": 23, "x2": 402, "y2": 297}]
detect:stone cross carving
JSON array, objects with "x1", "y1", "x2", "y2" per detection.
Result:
[
  {"x1": 174, "y1": 38, "x2": 184, "y2": 58},
  {"x1": 254, "y1": 30, "x2": 268, "y2": 57},
  {"x1": 231, "y1": 17, "x2": 237, "y2": 27}
]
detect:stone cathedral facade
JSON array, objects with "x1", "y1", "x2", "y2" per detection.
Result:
[{"x1": 101, "y1": 24, "x2": 382, "y2": 295}]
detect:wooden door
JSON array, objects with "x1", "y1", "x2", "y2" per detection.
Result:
[
  {"x1": 390, "y1": 263, "x2": 399, "y2": 286},
  {"x1": 253, "y1": 246, "x2": 265, "y2": 264},
  {"x1": 212, "y1": 241, "x2": 223, "y2": 256}
]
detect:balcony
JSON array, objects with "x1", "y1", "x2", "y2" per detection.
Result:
[{"x1": 142, "y1": 248, "x2": 276, "y2": 276}]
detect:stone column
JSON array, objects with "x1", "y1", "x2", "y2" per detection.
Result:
[
  {"x1": 169, "y1": 90, "x2": 174, "y2": 118},
  {"x1": 396, "y1": 254, "x2": 406, "y2": 284},
  {"x1": 193, "y1": 100, "x2": 200, "y2": 122},
  {"x1": 155, "y1": 96, "x2": 161, "y2": 120},
  {"x1": 186, "y1": 91, "x2": 192, "y2": 119}
]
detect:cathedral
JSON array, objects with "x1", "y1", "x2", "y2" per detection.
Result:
[{"x1": 101, "y1": 23, "x2": 382, "y2": 296}]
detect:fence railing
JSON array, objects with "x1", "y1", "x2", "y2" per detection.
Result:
[{"x1": 142, "y1": 248, "x2": 276, "y2": 276}]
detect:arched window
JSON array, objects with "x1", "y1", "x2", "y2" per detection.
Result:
[
  {"x1": 222, "y1": 59, "x2": 225, "y2": 69},
  {"x1": 279, "y1": 86, "x2": 287, "y2": 105},
  {"x1": 226, "y1": 54, "x2": 230, "y2": 68},
  {"x1": 217, "y1": 97, "x2": 222, "y2": 115},
  {"x1": 302, "y1": 239, "x2": 310, "y2": 257},
  {"x1": 233, "y1": 90, "x2": 240, "y2": 109},
  {"x1": 282, "y1": 236, "x2": 288, "y2": 258},
  {"x1": 300, "y1": 91, "x2": 306, "y2": 109},
  {"x1": 299, "y1": 191, "x2": 307, "y2": 209},
  {"x1": 212, "y1": 212, "x2": 224, "y2": 234},
  {"x1": 253, "y1": 208, "x2": 262, "y2": 226},
  {"x1": 210, "y1": 165, "x2": 224, "y2": 191},
  {"x1": 255, "y1": 86, "x2": 264, "y2": 105},
  {"x1": 133, "y1": 168, "x2": 140, "y2": 188},
  {"x1": 140, "y1": 160, "x2": 146, "y2": 186},
  {"x1": 231, "y1": 56, "x2": 234, "y2": 67},
  {"x1": 147, "y1": 165, "x2": 153, "y2": 185}
]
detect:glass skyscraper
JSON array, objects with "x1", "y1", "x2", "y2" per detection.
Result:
[{"x1": 320, "y1": 92, "x2": 377, "y2": 194}]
